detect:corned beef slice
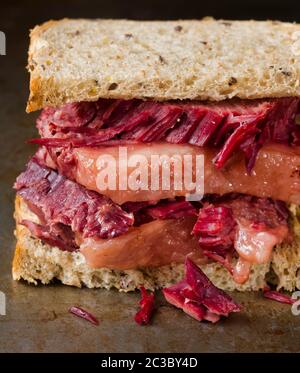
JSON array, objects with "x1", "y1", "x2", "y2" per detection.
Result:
[
  {"x1": 14, "y1": 159, "x2": 134, "y2": 243},
  {"x1": 145, "y1": 200, "x2": 197, "y2": 220},
  {"x1": 134, "y1": 287, "x2": 155, "y2": 325},
  {"x1": 192, "y1": 205, "x2": 236, "y2": 272},
  {"x1": 14, "y1": 159, "x2": 289, "y2": 276},
  {"x1": 163, "y1": 280, "x2": 208, "y2": 322},
  {"x1": 122, "y1": 199, "x2": 197, "y2": 226},
  {"x1": 185, "y1": 258, "x2": 240, "y2": 315},
  {"x1": 263, "y1": 288, "x2": 296, "y2": 305},
  {"x1": 14, "y1": 160, "x2": 199, "y2": 250},
  {"x1": 21, "y1": 219, "x2": 77, "y2": 251},
  {"x1": 14, "y1": 158, "x2": 289, "y2": 279},
  {"x1": 34, "y1": 97, "x2": 300, "y2": 171},
  {"x1": 192, "y1": 206, "x2": 236, "y2": 255},
  {"x1": 192, "y1": 195, "x2": 289, "y2": 280},
  {"x1": 69, "y1": 306, "x2": 100, "y2": 325},
  {"x1": 163, "y1": 258, "x2": 241, "y2": 322}
]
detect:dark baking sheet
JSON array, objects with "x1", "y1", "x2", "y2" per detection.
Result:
[{"x1": 1, "y1": 0, "x2": 300, "y2": 353}]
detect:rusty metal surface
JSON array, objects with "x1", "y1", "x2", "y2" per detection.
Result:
[{"x1": 1, "y1": 1, "x2": 300, "y2": 353}]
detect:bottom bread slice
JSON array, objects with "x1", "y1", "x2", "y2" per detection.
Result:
[{"x1": 12, "y1": 195, "x2": 300, "y2": 292}]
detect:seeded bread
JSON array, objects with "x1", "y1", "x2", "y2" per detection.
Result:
[
  {"x1": 13, "y1": 196, "x2": 270, "y2": 291},
  {"x1": 27, "y1": 18, "x2": 300, "y2": 112},
  {"x1": 16, "y1": 195, "x2": 297, "y2": 292}
]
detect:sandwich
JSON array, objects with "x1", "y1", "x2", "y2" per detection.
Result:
[{"x1": 13, "y1": 18, "x2": 300, "y2": 296}]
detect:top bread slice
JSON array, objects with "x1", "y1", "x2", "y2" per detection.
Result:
[{"x1": 26, "y1": 18, "x2": 300, "y2": 112}]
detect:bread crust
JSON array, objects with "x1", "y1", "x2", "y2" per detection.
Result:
[{"x1": 26, "y1": 18, "x2": 300, "y2": 112}]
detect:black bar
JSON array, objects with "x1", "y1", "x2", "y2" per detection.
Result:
[{"x1": 0, "y1": 353, "x2": 297, "y2": 368}]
